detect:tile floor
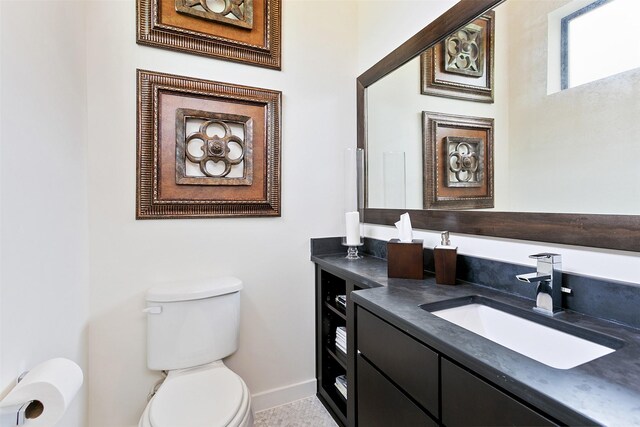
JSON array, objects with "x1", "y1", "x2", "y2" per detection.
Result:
[{"x1": 254, "y1": 396, "x2": 338, "y2": 427}]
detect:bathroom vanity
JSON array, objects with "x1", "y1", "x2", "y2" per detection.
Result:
[
  {"x1": 312, "y1": 239, "x2": 640, "y2": 427},
  {"x1": 324, "y1": 0, "x2": 640, "y2": 422}
]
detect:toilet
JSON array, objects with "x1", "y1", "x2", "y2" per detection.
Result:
[{"x1": 139, "y1": 277, "x2": 253, "y2": 427}]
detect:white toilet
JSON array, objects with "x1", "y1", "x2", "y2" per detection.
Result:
[{"x1": 139, "y1": 277, "x2": 253, "y2": 427}]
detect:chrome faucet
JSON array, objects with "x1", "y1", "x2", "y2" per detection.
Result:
[{"x1": 516, "y1": 253, "x2": 562, "y2": 316}]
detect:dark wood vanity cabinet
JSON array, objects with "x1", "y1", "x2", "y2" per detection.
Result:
[
  {"x1": 354, "y1": 306, "x2": 558, "y2": 427},
  {"x1": 441, "y1": 359, "x2": 555, "y2": 426},
  {"x1": 314, "y1": 264, "x2": 558, "y2": 427},
  {"x1": 357, "y1": 307, "x2": 439, "y2": 419},
  {"x1": 357, "y1": 354, "x2": 438, "y2": 427}
]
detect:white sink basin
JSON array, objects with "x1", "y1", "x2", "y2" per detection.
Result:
[{"x1": 428, "y1": 300, "x2": 617, "y2": 369}]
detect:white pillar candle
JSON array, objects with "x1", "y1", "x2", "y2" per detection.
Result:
[{"x1": 345, "y1": 211, "x2": 360, "y2": 246}]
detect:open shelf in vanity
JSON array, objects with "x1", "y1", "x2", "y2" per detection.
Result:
[{"x1": 315, "y1": 265, "x2": 364, "y2": 427}]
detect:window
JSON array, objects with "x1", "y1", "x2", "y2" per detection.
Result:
[{"x1": 561, "y1": 0, "x2": 640, "y2": 89}]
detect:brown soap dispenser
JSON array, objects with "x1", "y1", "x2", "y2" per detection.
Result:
[{"x1": 434, "y1": 231, "x2": 457, "y2": 285}]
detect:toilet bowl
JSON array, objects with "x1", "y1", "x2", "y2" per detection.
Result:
[
  {"x1": 139, "y1": 361, "x2": 253, "y2": 427},
  {"x1": 140, "y1": 277, "x2": 253, "y2": 427}
]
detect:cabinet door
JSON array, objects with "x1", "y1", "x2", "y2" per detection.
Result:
[
  {"x1": 357, "y1": 307, "x2": 439, "y2": 417},
  {"x1": 357, "y1": 355, "x2": 438, "y2": 427},
  {"x1": 441, "y1": 359, "x2": 557, "y2": 426}
]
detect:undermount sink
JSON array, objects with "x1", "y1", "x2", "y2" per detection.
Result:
[{"x1": 420, "y1": 296, "x2": 622, "y2": 369}]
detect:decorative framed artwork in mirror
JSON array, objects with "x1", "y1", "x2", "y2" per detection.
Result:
[
  {"x1": 423, "y1": 112, "x2": 494, "y2": 209},
  {"x1": 136, "y1": 0, "x2": 281, "y2": 69},
  {"x1": 136, "y1": 69, "x2": 281, "y2": 219},
  {"x1": 420, "y1": 11, "x2": 494, "y2": 102}
]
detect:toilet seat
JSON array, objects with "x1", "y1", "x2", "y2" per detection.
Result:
[{"x1": 140, "y1": 362, "x2": 252, "y2": 427}]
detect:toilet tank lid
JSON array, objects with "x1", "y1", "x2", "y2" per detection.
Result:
[{"x1": 146, "y1": 277, "x2": 243, "y2": 302}]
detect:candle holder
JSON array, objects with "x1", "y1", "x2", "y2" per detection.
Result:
[{"x1": 341, "y1": 237, "x2": 364, "y2": 260}]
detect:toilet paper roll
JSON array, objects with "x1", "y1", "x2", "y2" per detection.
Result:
[{"x1": 0, "y1": 358, "x2": 83, "y2": 426}]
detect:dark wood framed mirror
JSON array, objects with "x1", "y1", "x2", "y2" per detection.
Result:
[{"x1": 357, "y1": 0, "x2": 640, "y2": 252}]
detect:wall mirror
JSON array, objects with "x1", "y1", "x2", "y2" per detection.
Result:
[{"x1": 358, "y1": 0, "x2": 640, "y2": 252}]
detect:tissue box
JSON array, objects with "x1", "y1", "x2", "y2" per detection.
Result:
[{"x1": 387, "y1": 239, "x2": 424, "y2": 279}]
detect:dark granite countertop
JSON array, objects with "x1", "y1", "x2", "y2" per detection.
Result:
[{"x1": 312, "y1": 253, "x2": 640, "y2": 426}]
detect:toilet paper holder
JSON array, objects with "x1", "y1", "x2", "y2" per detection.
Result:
[
  {"x1": 0, "y1": 371, "x2": 44, "y2": 426},
  {"x1": 0, "y1": 358, "x2": 82, "y2": 426},
  {"x1": 16, "y1": 400, "x2": 43, "y2": 425}
]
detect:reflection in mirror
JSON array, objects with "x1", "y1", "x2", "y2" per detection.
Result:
[{"x1": 366, "y1": 0, "x2": 640, "y2": 214}]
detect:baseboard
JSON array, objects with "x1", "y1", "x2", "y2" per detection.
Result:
[{"x1": 251, "y1": 379, "x2": 317, "y2": 412}]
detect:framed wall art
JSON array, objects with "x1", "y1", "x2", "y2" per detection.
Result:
[
  {"x1": 423, "y1": 111, "x2": 494, "y2": 210},
  {"x1": 136, "y1": 69, "x2": 281, "y2": 219},
  {"x1": 420, "y1": 11, "x2": 494, "y2": 102},
  {"x1": 137, "y1": 0, "x2": 281, "y2": 69}
]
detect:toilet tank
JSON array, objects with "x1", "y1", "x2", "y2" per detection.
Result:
[{"x1": 145, "y1": 277, "x2": 242, "y2": 371}]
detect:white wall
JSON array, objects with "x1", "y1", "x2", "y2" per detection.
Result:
[
  {"x1": 365, "y1": 225, "x2": 640, "y2": 284},
  {"x1": 357, "y1": 0, "x2": 640, "y2": 284},
  {"x1": 85, "y1": 1, "x2": 356, "y2": 425},
  {"x1": 356, "y1": 0, "x2": 457, "y2": 72},
  {"x1": 0, "y1": 2, "x2": 89, "y2": 426}
]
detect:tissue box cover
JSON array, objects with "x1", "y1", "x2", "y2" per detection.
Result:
[{"x1": 387, "y1": 239, "x2": 424, "y2": 279}]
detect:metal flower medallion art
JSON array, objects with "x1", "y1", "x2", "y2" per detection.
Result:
[
  {"x1": 175, "y1": 109, "x2": 253, "y2": 186},
  {"x1": 444, "y1": 23, "x2": 484, "y2": 77},
  {"x1": 175, "y1": 0, "x2": 254, "y2": 29},
  {"x1": 187, "y1": 121, "x2": 244, "y2": 177},
  {"x1": 420, "y1": 12, "x2": 494, "y2": 102},
  {"x1": 446, "y1": 136, "x2": 483, "y2": 188}
]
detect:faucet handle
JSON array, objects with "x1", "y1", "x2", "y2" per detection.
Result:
[{"x1": 529, "y1": 253, "x2": 561, "y2": 263}]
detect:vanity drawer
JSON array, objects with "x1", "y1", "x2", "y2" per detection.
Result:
[
  {"x1": 356, "y1": 307, "x2": 439, "y2": 417},
  {"x1": 357, "y1": 354, "x2": 437, "y2": 427},
  {"x1": 441, "y1": 358, "x2": 557, "y2": 426}
]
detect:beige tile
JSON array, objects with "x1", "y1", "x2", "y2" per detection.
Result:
[{"x1": 254, "y1": 396, "x2": 338, "y2": 427}]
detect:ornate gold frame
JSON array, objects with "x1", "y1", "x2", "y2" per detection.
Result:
[
  {"x1": 136, "y1": 69, "x2": 282, "y2": 219},
  {"x1": 423, "y1": 112, "x2": 494, "y2": 210},
  {"x1": 421, "y1": 11, "x2": 495, "y2": 103},
  {"x1": 136, "y1": 0, "x2": 281, "y2": 69}
]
